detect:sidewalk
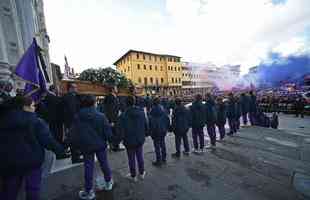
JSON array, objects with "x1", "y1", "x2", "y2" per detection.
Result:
[{"x1": 42, "y1": 115, "x2": 310, "y2": 200}]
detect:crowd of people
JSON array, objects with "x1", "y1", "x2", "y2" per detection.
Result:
[
  {"x1": 257, "y1": 94, "x2": 307, "y2": 118},
  {"x1": 0, "y1": 80, "x2": 285, "y2": 200}
]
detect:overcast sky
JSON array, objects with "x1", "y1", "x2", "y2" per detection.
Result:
[{"x1": 43, "y1": 0, "x2": 310, "y2": 74}]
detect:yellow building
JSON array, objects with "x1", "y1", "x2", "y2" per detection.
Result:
[{"x1": 114, "y1": 50, "x2": 183, "y2": 95}]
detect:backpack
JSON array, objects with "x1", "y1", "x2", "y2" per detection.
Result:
[
  {"x1": 0, "y1": 118, "x2": 43, "y2": 176},
  {"x1": 67, "y1": 117, "x2": 105, "y2": 154}
]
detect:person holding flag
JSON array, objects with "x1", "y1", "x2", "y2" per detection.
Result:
[{"x1": 0, "y1": 39, "x2": 64, "y2": 200}]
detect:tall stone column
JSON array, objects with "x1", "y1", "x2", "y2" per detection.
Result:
[
  {"x1": 0, "y1": 0, "x2": 24, "y2": 82},
  {"x1": 0, "y1": 13, "x2": 11, "y2": 82}
]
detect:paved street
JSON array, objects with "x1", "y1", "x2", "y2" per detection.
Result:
[{"x1": 47, "y1": 114, "x2": 310, "y2": 200}]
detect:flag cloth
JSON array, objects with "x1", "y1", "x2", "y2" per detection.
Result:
[{"x1": 15, "y1": 38, "x2": 47, "y2": 102}]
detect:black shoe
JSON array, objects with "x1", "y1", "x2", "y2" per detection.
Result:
[
  {"x1": 112, "y1": 147, "x2": 125, "y2": 152},
  {"x1": 56, "y1": 153, "x2": 71, "y2": 160},
  {"x1": 72, "y1": 158, "x2": 83, "y2": 164},
  {"x1": 162, "y1": 160, "x2": 167, "y2": 164},
  {"x1": 152, "y1": 161, "x2": 162, "y2": 167},
  {"x1": 171, "y1": 153, "x2": 180, "y2": 158},
  {"x1": 183, "y1": 151, "x2": 190, "y2": 156}
]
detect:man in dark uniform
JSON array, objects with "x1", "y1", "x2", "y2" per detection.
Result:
[
  {"x1": 248, "y1": 91, "x2": 258, "y2": 126},
  {"x1": 227, "y1": 93, "x2": 237, "y2": 135},
  {"x1": 239, "y1": 93, "x2": 249, "y2": 126},
  {"x1": 104, "y1": 87, "x2": 123, "y2": 151},
  {"x1": 295, "y1": 96, "x2": 306, "y2": 118},
  {"x1": 189, "y1": 94, "x2": 206, "y2": 153},
  {"x1": 215, "y1": 97, "x2": 226, "y2": 140},
  {"x1": 205, "y1": 94, "x2": 217, "y2": 149},
  {"x1": 62, "y1": 83, "x2": 82, "y2": 163},
  {"x1": 45, "y1": 86, "x2": 64, "y2": 146}
]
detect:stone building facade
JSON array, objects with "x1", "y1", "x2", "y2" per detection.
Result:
[{"x1": 0, "y1": 0, "x2": 52, "y2": 85}]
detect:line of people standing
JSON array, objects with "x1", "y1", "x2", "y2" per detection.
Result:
[{"x1": 0, "y1": 83, "x2": 258, "y2": 200}]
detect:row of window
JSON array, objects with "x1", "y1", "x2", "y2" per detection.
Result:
[
  {"x1": 171, "y1": 77, "x2": 182, "y2": 84},
  {"x1": 137, "y1": 64, "x2": 163, "y2": 71},
  {"x1": 136, "y1": 53, "x2": 180, "y2": 62},
  {"x1": 137, "y1": 77, "x2": 181, "y2": 85},
  {"x1": 168, "y1": 66, "x2": 181, "y2": 71},
  {"x1": 119, "y1": 54, "x2": 180, "y2": 65},
  {"x1": 138, "y1": 77, "x2": 164, "y2": 85},
  {"x1": 136, "y1": 64, "x2": 181, "y2": 72},
  {"x1": 183, "y1": 73, "x2": 203, "y2": 78}
]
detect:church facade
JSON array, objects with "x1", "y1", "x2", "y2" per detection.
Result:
[{"x1": 0, "y1": 0, "x2": 52, "y2": 84}]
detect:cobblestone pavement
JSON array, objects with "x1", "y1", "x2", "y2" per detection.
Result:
[{"x1": 50, "y1": 114, "x2": 310, "y2": 200}]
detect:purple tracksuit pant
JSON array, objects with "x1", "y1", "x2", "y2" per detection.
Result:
[
  {"x1": 192, "y1": 127, "x2": 205, "y2": 150},
  {"x1": 0, "y1": 168, "x2": 42, "y2": 200},
  {"x1": 83, "y1": 148, "x2": 112, "y2": 192},
  {"x1": 216, "y1": 123, "x2": 226, "y2": 139},
  {"x1": 207, "y1": 124, "x2": 216, "y2": 146},
  {"x1": 126, "y1": 145, "x2": 145, "y2": 177}
]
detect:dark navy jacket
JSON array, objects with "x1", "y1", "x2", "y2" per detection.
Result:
[
  {"x1": 71, "y1": 107, "x2": 112, "y2": 153},
  {"x1": 190, "y1": 100, "x2": 206, "y2": 128},
  {"x1": 226, "y1": 99, "x2": 237, "y2": 119},
  {"x1": 104, "y1": 94, "x2": 120, "y2": 123},
  {"x1": 160, "y1": 98, "x2": 169, "y2": 114},
  {"x1": 118, "y1": 106, "x2": 148, "y2": 148},
  {"x1": 149, "y1": 105, "x2": 170, "y2": 139},
  {"x1": 215, "y1": 103, "x2": 227, "y2": 126},
  {"x1": 249, "y1": 94, "x2": 257, "y2": 113},
  {"x1": 145, "y1": 96, "x2": 152, "y2": 111},
  {"x1": 205, "y1": 99, "x2": 217, "y2": 125},
  {"x1": 172, "y1": 105, "x2": 191, "y2": 135},
  {"x1": 235, "y1": 100, "x2": 242, "y2": 118},
  {"x1": 0, "y1": 110, "x2": 64, "y2": 176},
  {"x1": 62, "y1": 92, "x2": 80, "y2": 127},
  {"x1": 239, "y1": 95, "x2": 249, "y2": 114}
]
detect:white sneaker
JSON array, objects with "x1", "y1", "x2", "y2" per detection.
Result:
[
  {"x1": 139, "y1": 171, "x2": 146, "y2": 180},
  {"x1": 79, "y1": 190, "x2": 96, "y2": 200},
  {"x1": 95, "y1": 177, "x2": 106, "y2": 191},
  {"x1": 104, "y1": 179, "x2": 114, "y2": 191},
  {"x1": 193, "y1": 149, "x2": 200, "y2": 154},
  {"x1": 126, "y1": 174, "x2": 138, "y2": 182}
]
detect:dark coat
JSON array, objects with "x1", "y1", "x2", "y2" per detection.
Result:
[
  {"x1": 270, "y1": 113, "x2": 279, "y2": 129},
  {"x1": 145, "y1": 96, "x2": 152, "y2": 111},
  {"x1": 190, "y1": 100, "x2": 206, "y2": 128},
  {"x1": 216, "y1": 102, "x2": 227, "y2": 126},
  {"x1": 235, "y1": 100, "x2": 242, "y2": 118},
  {"x1": 172, "y1": 105, "x2": 191, "y2": 135},
  {"x1": 135, "y1": 96, "x2": 145, "y2": 109},
  {"x1": 104, "y1": 94, "x2": 120, "y2": 123},
  {"x1": 42, "y1": 92, "x2": 63, "y2": 123},
  {"x1": 69, "y1": 107, "x2": 112, "y2": 154},
  {"x1": 0, "y1": 110, "x2": 64, "y2": 176},
  {"x1": 160, "y1": 98, "x2": 169, "y2": 113},
  {"x1": 149, "y1": 105, "x2": 170, "y2": 139},
  {"x1": 249, "y1": 94, "x2": 257, "y2": 113},
  {"x1": 205, "y1": 99, "x2": 217, "y2": 125},
  {"x1": 118, "y1": 106, "x2": 148, "y2": 148},
  {"x1": 62, "y1": 92, "x2": 80, "y2": 127},
  {"x1": 239, "y1": 95, "x2": 249, "y2": 114},
  {"x1": 227, "y1": 99, "x2": 237, "y2": 119}
]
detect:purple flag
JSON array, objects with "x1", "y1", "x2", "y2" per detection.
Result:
[{"x1": 15, "y1": 38, "x2": 47, "y2": 102}]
